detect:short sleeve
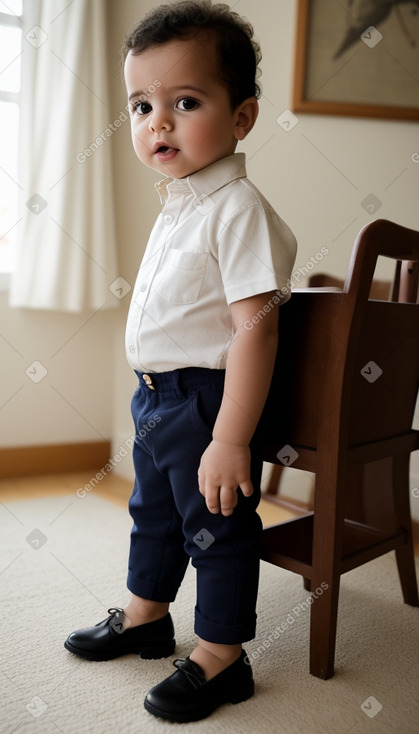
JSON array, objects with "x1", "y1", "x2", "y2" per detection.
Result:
[{"x1": 217, "y1": 204, "x2": 297, "y2": 305}]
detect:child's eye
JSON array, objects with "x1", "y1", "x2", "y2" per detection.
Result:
[
  {"x1": 133, "y1": 101, "x2": 152, "y2": 115},
  {"x1": 176, "y1": 97, "x2": 199, "y2": 111}
]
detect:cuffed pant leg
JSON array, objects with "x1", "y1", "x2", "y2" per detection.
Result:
[
  {"x1": 152, "y1": 383, "x2": 263, "y2": 644},
  {"x1": 127, "y1": 421, "x2": 189, "y2": 602},
  {"x1": 127, "y1": 370, "x2": 263, "y2": 643},
  {"x1": 192, "y1": 463, "x2": 263, "y2": 645}
]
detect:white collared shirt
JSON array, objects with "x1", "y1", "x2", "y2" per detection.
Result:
[{"x1": 125, "y1": 153, "x2": 297, "y2": 372}]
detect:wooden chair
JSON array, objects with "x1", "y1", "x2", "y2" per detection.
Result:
[
  {"x1": 263, "y1": 273, "x2": 395, "y2": 506},
  {"x1": 260, "y1": 219, "x2": 419, "y2": 679}
]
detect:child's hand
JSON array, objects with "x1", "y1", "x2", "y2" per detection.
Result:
[{"x1": 197, "y1": 439, "x2": 253, "y2": 516}]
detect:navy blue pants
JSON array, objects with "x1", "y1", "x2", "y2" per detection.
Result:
[{"x1": 127, "y1": 367, "x2": 264, "y2": 644}]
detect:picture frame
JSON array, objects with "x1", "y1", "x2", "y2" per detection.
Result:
[{"x1": 292, "y1": 0, "x2": 419, "y2": 121}]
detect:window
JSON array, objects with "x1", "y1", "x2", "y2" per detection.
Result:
[{"x1": 0, "y1": 0, "x2": 22, "y2": 274}]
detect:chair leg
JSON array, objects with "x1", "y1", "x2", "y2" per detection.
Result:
[
  {"x1": 308, "y1": 460, "x2": 346, "y2": 679},
  {"x1": 392, "y1": 455, "x2": 419, "y2": 606},
  {"x1": 309, "y1": 516, "x2": 343, "y2": 678},
  {"x1": 309, "y1": 571, "x2": 341, "y2": 679},
  {"x1": 395, "y1": 544, "x2": 419, "y2": 605}
]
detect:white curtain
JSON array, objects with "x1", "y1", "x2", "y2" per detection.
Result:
[{"x1": 9, "y1": 0, "x2": 119, "y2": 312}]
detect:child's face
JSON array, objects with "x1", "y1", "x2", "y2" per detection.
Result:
[{"x1": 124, "y1": 37, "x2": 245, "y2": 179}]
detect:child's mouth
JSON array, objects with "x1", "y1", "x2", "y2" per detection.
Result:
[{"x1": 155, "y1": 145, "x2": 179, "y2": 161}]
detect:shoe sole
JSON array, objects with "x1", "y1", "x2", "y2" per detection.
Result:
[
  {"x1": 63, "y1": 638, "x2": 176, "y2": 661},
  {"x1": 143, "y1": 680, "x2": 254, "y2": 722}
]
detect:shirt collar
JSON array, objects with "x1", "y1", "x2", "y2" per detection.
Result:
[{"x1": 155, "y1": 153, "x2": 247, "y2": 205}]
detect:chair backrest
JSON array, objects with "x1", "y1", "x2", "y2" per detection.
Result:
[
  {"x1": 342, "y1": 220, "x2": 419, "y2": 303},
  {"x1": 262, "y1": 220, "x2": 419, "y2": 457},
  {"x1": 341, "y1": 220, "x2": 419, "y2": 445}
]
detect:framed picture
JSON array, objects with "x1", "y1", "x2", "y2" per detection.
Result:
[{"x1": 293, "y1": 0, "x2": 419, "y2": 121}]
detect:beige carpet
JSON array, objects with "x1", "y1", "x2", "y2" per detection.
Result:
[{"x1": 1, "y1": 493, "x2": 418, "y2": 734}]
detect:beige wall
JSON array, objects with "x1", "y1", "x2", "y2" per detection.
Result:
[
  {"x1": 0, "y1": 291, "x2": 116, "y2": 447},
  {"x1": 1, "y1": 0, "x2": 418, "y2": 508}
]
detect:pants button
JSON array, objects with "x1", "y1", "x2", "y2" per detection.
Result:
[{"x1": 142, "y1": 374, "x2": 155, "y2": 390}]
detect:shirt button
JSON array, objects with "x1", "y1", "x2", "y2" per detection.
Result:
[
  {"x1": 139, "y1": 283, "x2": 147, "y2": 292},
  {"x1": 164, "y1": 214, "x2": 173, "y2": 225},
  {"x1": 129, "y1": 345, "x2": 135, "y2": 354}
]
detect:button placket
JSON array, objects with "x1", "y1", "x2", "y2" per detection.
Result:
[
  {"x1": 160, "y1": 189, "x2": 185, "y2": 233},
  {"x1": 126, "y1": 184, "x2": 189, "y2": 371}
]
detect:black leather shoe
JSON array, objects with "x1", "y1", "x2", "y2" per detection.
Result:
[
  {"x1": 64, "y1": 608, "x2": 175, "y2": 661},
  {"x1": 144, "y1": 650, "x2": 254, "y2": 722}
]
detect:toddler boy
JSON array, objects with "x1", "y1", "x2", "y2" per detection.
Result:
[{"x1": 65, "y1": 0, "x2": 297, "y2": 723}]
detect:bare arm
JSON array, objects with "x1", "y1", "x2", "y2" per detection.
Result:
[{"x1": 198, "y1": 290, "x2": 279, "y2": 516}]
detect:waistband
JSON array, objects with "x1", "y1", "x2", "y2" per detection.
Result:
[{"x1": 135, "y1": 367, "x2": 225, "y2": 392}]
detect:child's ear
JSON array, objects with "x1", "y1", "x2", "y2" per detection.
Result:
[{"x1": 234, "y1": 97, "x2": 259, "y2": 141}]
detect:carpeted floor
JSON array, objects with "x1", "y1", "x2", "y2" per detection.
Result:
[{"x1": 1, "y1": 493, "x2": 418, "y2": 734}]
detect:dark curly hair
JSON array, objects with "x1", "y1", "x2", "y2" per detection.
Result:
[{"x1": 121, "y1": 0, "x2": 262, "y2": 109}]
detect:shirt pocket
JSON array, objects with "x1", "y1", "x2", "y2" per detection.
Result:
[{"x1": 153, "y1": 249, "x2": 208, "y2": 305}]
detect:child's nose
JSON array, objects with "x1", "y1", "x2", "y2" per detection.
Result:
[{"x1": 149, "y1": 107, "x2": 173, "y2": 133}]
